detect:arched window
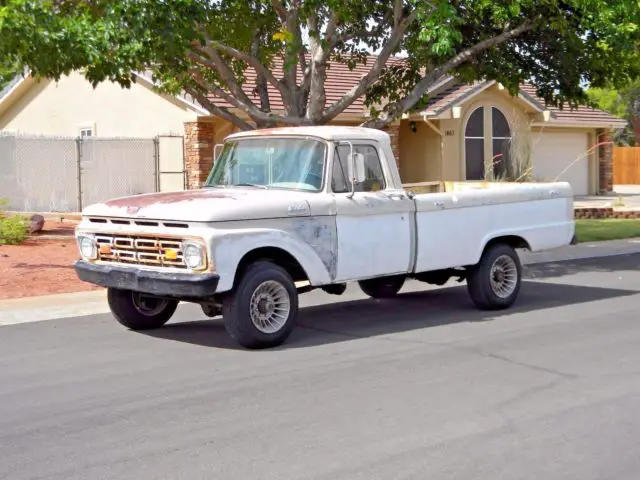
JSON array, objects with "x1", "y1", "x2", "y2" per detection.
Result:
[{"x1": 464, "y1": 106, "x2": 512, "y2": 180}]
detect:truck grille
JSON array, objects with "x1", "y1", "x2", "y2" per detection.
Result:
[{"x1": 95, "y1": 234, "x2": 187, "y2": 269}]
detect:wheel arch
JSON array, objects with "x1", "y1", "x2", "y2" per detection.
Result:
[
  {"x1": 234, "y1": 247, "x2": 309, "y2": 288},
  {"x1": 474, "y1": 234, "x2": 530, "y2": 265},
  {"x1": 213, "y1": 229, "x2": 334, "y2": 292}
]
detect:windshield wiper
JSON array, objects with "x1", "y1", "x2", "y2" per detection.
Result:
[{"x1": 234, "y1": 183, "x2": 269, "y2": 189}]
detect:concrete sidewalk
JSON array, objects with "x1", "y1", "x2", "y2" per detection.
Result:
[
  {"x1": 519, "y1": 237, "x2": 640, "y2": 264},
  {"x1": 1, "y1": 238, "x2": 640, "y2": 326}
]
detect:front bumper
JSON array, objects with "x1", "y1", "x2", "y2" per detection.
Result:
[{"x1": 74, "y1": 260, "x2": 220, "y2": 298}]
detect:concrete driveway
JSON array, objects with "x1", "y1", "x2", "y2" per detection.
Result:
[{"x1": 1, "y1": 254, "x2": 640, "y2": 480}]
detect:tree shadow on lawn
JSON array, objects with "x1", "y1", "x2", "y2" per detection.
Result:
[{"x1": 142, "y1": 276, "x2": 637, "y2": 351}]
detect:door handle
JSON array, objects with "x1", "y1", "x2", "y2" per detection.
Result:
[
  {"x1": 386, "y1": 193, "x2": 406, "y2": 200},
  {"x1": 549, "y1": 190, "x2": 559, "y2": 197},
  {"x1": 434, "y1": 201, "x2": 445, "y2": 208}
]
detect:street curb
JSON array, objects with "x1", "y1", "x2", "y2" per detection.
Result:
[{"x1": 2, "y1": 240, "x2": 640, "y2": 326}]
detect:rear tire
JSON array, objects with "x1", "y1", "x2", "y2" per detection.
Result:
[
  {"x1": 107, "y1": 288, "x2": 178, "y2": 330},
  {"x1": 223, "y1": 261, "x2": 298, "y2": 349},
  {"x1": 466, "y1": 243, "x2": 522, "y2": 310},
  {"x1": 358, "y1": 275, "x2": 405, "y2": 299}
]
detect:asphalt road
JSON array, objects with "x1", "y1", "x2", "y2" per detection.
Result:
[{"x1": 2, "y1": 254, "x2": 640, "y2": 480}]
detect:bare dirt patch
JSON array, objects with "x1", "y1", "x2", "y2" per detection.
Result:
[{"x1": 0, "y1": 237, "x2": 100, "y2": 300}]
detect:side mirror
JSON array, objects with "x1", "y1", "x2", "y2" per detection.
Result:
[{"x1": 348, "y1": 152, "x2": 366, "y2": 184}]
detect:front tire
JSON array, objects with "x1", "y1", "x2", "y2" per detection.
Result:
[
  {"x1": 107, "y1": 288, "x2": 178, "y2": 330},
  {"x1": 358, "y1": 275, "x2": 405, "y2": 299},
  {"x1": 466, "y1": 243, "x2": 522, "y2": 310},
  {"x1": 223, "y1": 261, "x2": 299, "y2": 349}
]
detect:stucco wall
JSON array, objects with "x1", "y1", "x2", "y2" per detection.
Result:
[
  {"x1": 0, "y1": 72, "x2": 199, "y2": 137},
  {"x1": 398, "y1": 119, "x2": 442, "y2": 183},
  {"x1": 441, "y1": 88, "x2": 532, "y2": 181}
]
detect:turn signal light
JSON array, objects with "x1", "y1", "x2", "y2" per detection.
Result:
[
  {"x1": 164, "y1": 249, "x2": 178, "y2": 260},
  {"x1": 99, "y1": 244, "x2": 112, "y2": 255}
]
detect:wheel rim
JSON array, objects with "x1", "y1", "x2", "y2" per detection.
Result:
[
  {"x1": 132, "y1": 293, "x2": 170, "y2": 316},
  {"x1": 249, "y1": 280, "x2": 291, "y2": 334},
  {"x1": 489, "y1": 254, "x2": 519, "y2": 299}
]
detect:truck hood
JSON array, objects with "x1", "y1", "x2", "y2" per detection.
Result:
[{"x1": 81, "y1": 188, "x2": 335, "y2": 222}]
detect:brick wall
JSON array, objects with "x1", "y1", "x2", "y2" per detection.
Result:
[
  {"x1": 574, "y1": 207, "x2": 640, "y2": 219},
  {"x1": 184, "y1": 121, "x2": 215, "y2": 189},
  {"x1": 597, "y1": 129, "x2": 613, "y2": 194}
]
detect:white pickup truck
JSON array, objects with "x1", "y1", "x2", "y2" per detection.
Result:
[{"x1": 74, "y1": 126, "x2": 576, "y2": 349}]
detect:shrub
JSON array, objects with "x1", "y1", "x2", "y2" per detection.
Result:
[{"x1": 0, "y1": 198, "x2": 29, "y2": 245}]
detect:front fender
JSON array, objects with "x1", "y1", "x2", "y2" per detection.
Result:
[{"x1": 211, "y1": 221, "x2": 337, "y2": 292}]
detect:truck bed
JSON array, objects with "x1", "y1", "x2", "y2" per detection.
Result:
[{"x1": 408, "y1": 181, "x2": 574, "y2": 273}]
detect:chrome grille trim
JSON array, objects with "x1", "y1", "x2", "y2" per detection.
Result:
[{"x1": 95, "y1": 234, "x2": 187, "y2": 269}]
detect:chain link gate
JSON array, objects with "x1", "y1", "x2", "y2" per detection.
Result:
[{"x1": 0, "y1": 133, "x2": 183, "y2": 213}]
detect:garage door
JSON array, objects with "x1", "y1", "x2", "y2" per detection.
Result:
[{"x1": 532, "y1": 131, "x2": 590, "y2": 195}]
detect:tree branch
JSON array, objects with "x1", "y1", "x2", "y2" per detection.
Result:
[
  {"x1": 186, "y1": 49, "x2": 256, "y2": 111},
  {"x1": 332, "y1": 9, "x2": 394, "y2": 48},
  {"x1": 196, "y1": 37, "x2": 290, "y2": 107},
  {"x1": 321, "y1": 8, "x2": 418, "y2": 123},
  {"x1": 393, "y1": 0, "x2": 403, "y2": 26},
  {"x1": 270, "y1": 0, "x2": 287, "y2": 22},
  {"x1": 305, "y1": 13, "x2": 327, "y2": 121},
  {"x1": 251, "y1": 31, "x2": 272, "y2": 115},
  {"x1": 183, "y1": 86, "x2": 254, "y2": 131},
  {"x1": 190, "y1": 70, "x2": 309, "y2": 127},
  {"x1": 363, "y1": 20, "x2": 538, "y2": 128}
]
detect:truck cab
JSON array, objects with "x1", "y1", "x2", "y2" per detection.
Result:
[{"x1": 74, "y1": 126, "x2": 575, "y2": 349}]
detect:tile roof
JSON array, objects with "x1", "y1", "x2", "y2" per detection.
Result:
[
  {"x1": 519, "y1": 84, "x2": 627, "y2": 127},
  {"x1": 147, "y1": 56, "x2": 627, "y2": 128},
  {"x1": 206, "y1": 56, "x2": 406, "y2": 116},
  {"x1": 420, "y1": 81, "x2": 490, "y2": 115}
]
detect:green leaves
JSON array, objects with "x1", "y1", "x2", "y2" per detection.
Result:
[{"x1": 0, "y1": 0, "x2": 638, "y2": 128}]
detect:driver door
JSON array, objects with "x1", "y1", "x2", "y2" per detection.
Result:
[{"x1": 331, "y1": 143, "x2": 413, "y2": 282}]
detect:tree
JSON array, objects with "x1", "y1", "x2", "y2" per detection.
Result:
[
  {"x1": 587, "y1": 79, "x2": 640, "y2": 146},
  {"x1": 0, "y1": 0, "x2": 638, "y2": 130},
  {"x1": 0, "y1": 61, "x2": 20, "y2": 91}
]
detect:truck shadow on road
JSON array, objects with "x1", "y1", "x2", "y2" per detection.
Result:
[
  {"x1": 143, "y1": 276, "x2": 637, "y2": 350},
  {"x1": 288, "y1": 281, "x2": 637, "y2": 348},
  {"x1": 522, "y1": 253, "x2": 640, "y2": 280}
]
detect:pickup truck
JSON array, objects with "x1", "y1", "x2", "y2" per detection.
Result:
[{"x1": 74, "y1": 126, "x2": 576, "y2": 349}]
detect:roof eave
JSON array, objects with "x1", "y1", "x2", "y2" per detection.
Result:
[{"x1": 530, "y1": 120, "x2": 627, "y2": 130}]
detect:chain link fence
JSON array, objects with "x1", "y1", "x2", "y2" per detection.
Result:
[{"x1": 0, "y1": 133, "x2": 176, "y2": 213}]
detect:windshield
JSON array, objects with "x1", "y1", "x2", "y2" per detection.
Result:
[{"x1": 205, "y1": 137, "x2": 327, "y2": 192}]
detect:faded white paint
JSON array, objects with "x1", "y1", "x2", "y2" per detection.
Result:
[{"x1": 76, "y1": 126, "x2": 576, "y2": 295}]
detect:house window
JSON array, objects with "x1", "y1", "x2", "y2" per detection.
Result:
[
  {"x1": 79, "y1": 126, "x2": 94, "y2": 137},
  {"x1": 464, "y1": 106, "x2": 511, "y2": 180}
]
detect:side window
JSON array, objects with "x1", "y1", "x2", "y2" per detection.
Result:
[{"x1": 331, "y1": 144, "x2": 386, "y2": 193}]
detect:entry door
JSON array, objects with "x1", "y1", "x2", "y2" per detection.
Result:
[{"x1": 330, "y1": 143, "x2": 413, "y2": 282}]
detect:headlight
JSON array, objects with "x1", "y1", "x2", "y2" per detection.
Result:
[
  {"x1": 78, "y1": 234, "x2": 97, "y2": 260},
  {"x1": 182, "y1": 241, "x2": 207, "y2": 270}
]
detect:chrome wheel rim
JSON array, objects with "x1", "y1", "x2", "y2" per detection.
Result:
[
  {"x1": 132, "y1": 293, "x2": 170, "y2": 316},
  {"x1": 489, "y1": 254, "x2": 519, "y2": 299},
  {"x1": 249, "y1": 280, "x2": 291, "y2": 334}
]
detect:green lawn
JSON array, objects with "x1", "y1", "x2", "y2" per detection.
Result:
[{"x1": 575, "y1": 219, "x2": 640, "y2": 243}]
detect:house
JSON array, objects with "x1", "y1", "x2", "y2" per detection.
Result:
[
  {"x1": 0, "y1": 58, "x2": 627, "y2": 197},
  {"x1": 0, "y1": 71, "x2": 205, "y2": 138}
]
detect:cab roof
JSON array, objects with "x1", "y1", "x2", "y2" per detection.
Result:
[{"x1": 225, "y1": 125, "x2": 391, "y2": 143}]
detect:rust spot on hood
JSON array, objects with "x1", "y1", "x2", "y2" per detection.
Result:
[{"x1": 104, "y1": 189, "x2": 236, "y2": 209}]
